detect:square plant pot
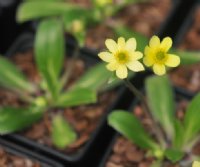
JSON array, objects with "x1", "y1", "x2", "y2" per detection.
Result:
[
  {"x1": 0, "y1": 137, "x2": 63, "y2": 167},
  {"x1": 98, "y1": 88, "x2": 194, "y2": 167},
  {"x1": 168, "y1": 0, "x2": 200, "y2": 97},
  {"x1": 0, "y1": 32, "x2": 148, "y2": 166}
]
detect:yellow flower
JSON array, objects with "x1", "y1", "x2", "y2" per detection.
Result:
[
  {"x1": 96, "y1": 0, "x2": 112, "y2": 7},
  {"x1": 143, "y1": 35, "x2": 180, "y2": 76},
  {"x1": 193, "y1": 161, "x2": 200, "y2": 167},
  {"x1": 98, "y1": 37, "x2": 144, "y2": 79}
]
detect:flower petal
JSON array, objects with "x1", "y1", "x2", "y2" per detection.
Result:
[
  {"x1": 149, "y1": 36, "x2": 160, "y2": 48},
  {"x1": 105, "y1": 39, "x2": 118, "y2": 53},
  {"x1": 130, "y1": 51, "x2": 143, "y2": 61},
  {"x1": 106, "y1": 61, "x2": 119, "y2": 71},
  {"x1": 193, "y1": 161, "x2": 200, "y2": 167},
  {"x1": 160, "y1": 37, "x2": 172, "y2": 52},
  {"x1": 116, "y1": 65, "x2": 128, "y2": 79},
  {"x1": 117, "y1": 37, "x2": 126, "y2": 50},
  {"x1": 98, "y1": 52, "x2": 114, "y2": 62},
  {"x1": 165, "y1": 54, "x2": 180, "y2": 67},
  {"x1": 125, "y1": 38, "x2": 136, "y2": 51},
  {"x1": 126, "y1": 61, "x2": 144, "y2": 72},
  {"x1": 143, "y1": 56, "x2": 154, "y2": 67},
  {"x1": 153, "y1": 64, "x2": 166, "y2": 75}
]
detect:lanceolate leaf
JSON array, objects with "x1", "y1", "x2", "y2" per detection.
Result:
[
  {"x1": 183, "y1": 93, "x2": 200, "y2": 145},
  {"x1": 0, "y1": 56, "x2": 35, "y2": 93},
  {"x1": 17, "y1": 1, "x2": 86, "y2": 22},
  {"x1": 108, "y1": 111, "x2": 159, "y2": 151},
  {"x1": 0, "y1": 106, "x2": 44, "y2": 134},
  {"x1": 113, "y1": 26, "x2": 148, "y2": 52},
  {"x1": 35, "y1": 19, "x2": 64, "y2": 99},
  {"x1": 51, "y1": 115, "x2": 77, "y2": 148},
  {"x1": 173, "y1": 119, "x2": 184, "y2": 150},
  {"x1": 172, "y1": 49, "x2": 200, "y2": 65},
  {"x1": 55, "y1": 88, "x2": 97, "y2": 108},
  {"x1": 145, "y1": 75, "x2": 175, "y2": 139}
]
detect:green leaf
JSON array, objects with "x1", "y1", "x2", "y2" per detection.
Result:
[
  {"x1": 183, "y1": 93, "x2": 200, "y2": 145},
  {"x1": 0, "y1": 106, "x2": 44, "y2": 134},
  {"x1": 113, "y1": 26, "x2": 148, "y2": 52},
  {"x1": 165, "y1": 148, "x2": 184, "y2": 163},
  {"x1": 108, "y1": 110, "x2": 159, "y2": 151},
  {"x1": 17, "y1": 1, "x2": 86, "y2": 22},
  {"x1": 0, "y1": 56, "x2": 35, "y2": 93},
  {"x1": 172, "y1": 49, "x2": 200, "y2": 65},
  {"x1": 173, "y1": 119, "x2": 184, "y2": 149},
  {"x1": 55, "y1": 88, "x2": 97, "y2": 107},
  {"x1": 35, "y1": 19, "x2": 64, "y2": 99},
  {"x1": 72, "y1": 63, "x2": 111, "y2": 91},
  {"x1": 145, "y1": 75, "x2": 175, "y2": 139},
  {"x1": 51, "y1": 115, "x2": 77, "y2": 148}
]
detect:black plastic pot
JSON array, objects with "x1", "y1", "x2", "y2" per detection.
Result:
[
  {"x1": 98, "y1": 88, "x2": 193, "y2": 167},
  {"x1": 0, "y1": 138, "x2": 63, "y2": 167},
  {"x1": 0, "y1": 32, "x2": 149, "y2": 167}
]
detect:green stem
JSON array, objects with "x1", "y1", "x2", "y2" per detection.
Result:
[{"x1": 123, "y1": 79, "x2": 166, "y2": 148}]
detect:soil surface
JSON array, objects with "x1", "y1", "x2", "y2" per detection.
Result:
[
  {"x1": 170, "y1": 7, "x2": 200, "y2": 93},
  {"x1": 0, "y1": 50, "x2": 116, "y2": 154},
  {"x1": 0, "y1": 146, "x2": 40, "y2": 167},
  {"x1": 85, "y1": 0, "x2": 172, "y2": 49},
  {"x1": 105, "y1": 98, "x2": 199, "y2": 167}
]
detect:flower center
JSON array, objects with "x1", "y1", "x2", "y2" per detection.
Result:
[
  {"x1": 115, "y1": 51, "x2": 129, "y2": 64},
  {"x1": 155, "y1": 50, "x2": 167, "y2": 63}
]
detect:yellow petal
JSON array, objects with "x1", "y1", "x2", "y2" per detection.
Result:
[
  {"x1": 143, "y1": 56, "x2": 154, "y2": 67},
  {"x1": 149, "y1": 36, "x2": 160, "y2": 48},
  {"x1": 160, "y1": 37, "x2": 172, "y2": 52},
  {"x1": 105, "y1": 39, "x2": 118, "y2": 53},
  {"x1": 130, "y1": 51, "x2": 143, "y2": 61},
  {"x1": 153, "y1": 64, "x2": 166, "y2": 75},
  {"x1": 116, "y1": 65, "x2": 128, "y2": 79},
  {"x1": 125, "y1": 38, "x2": 136, "y2": 52},
  {"x1": 106, "y1": 61, "x2": 119, "y2": 71},
  {"x1": 126, "y1": 61, "x2": 144, "y2": 72},
  {"x1": 165, "y1": 54, "x2": 180, "y2": 67},
  {"x1": 98, "y1": 52, "x2": 114, "y2": 62},
  {"x1": 117, "y1": 37, "x2": 126, "y2": 50},
  {"x1": 193, "y1": 161, "x2": 200, "y2": 167}
]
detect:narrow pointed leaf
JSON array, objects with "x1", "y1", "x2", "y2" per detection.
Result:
[
  {"x1": 108, "y1": 111, "x2": 159, "y2": 151},
  {"x1": 183, "y1": 93, "x2": 200, "y2": 144},
  {"x1": 0, "y1": 106, "x2": 44, "y2": 134},
  {"x1": 17, "y1": 1, "x2": 86, "y2": 22},
  {"x1": 52, "y1": 115, "x2": 77, "y2": 148},
  {"x1": 35, "y1": 19, "x2": 64, "y2": 99},
  {"x1": 173, "y1": 119, "x2": 184, "y2": 149},
  {"x1": 55, "y1": 88, "x2": 97, "y2": 107},
  {"x1": 145, "y1": 75, "x2": 175, "y2": 139},
  {"x1": 0, "y1": 56, "x2": 34, "y2": 93}
]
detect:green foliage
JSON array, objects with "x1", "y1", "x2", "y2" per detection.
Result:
[
  {"x1": 0, "y1": 106, "x2": 44, "y2": 134},
  {"x1": 51, "y1": 115, "x2": 77, "y2": 148},
  {"x1": 145, "y1": 75, "x2": 175, "y2": 139},
  {"x1": 164, "y1": 149, "x2": 184, "y2": 163},
  {"x1": 56, "y1": 88, "x2": 96, "y2": 107},
  {"x1": 108, "y1": 110, "x2": 160, "y2": 151},
  {"x1": 0, "y1": 56, "x2": 35, "y2": 93},
  {"x1": 35, "y1": 19, "x2": 64, "y2": 99}
]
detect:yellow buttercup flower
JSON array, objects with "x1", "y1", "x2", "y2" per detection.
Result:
[
  {"x1": 143, "y1": 36, "x2": 180, "y2": 76},
  {"x1": 98, "y1": 37, "x2": 144, "y2": 79},
  {"x1": 193, "y1": 161, "x2": 200, "y2": 167},
  {"x1": 96, "y1": 0, "x2": 112, "y2": 7}
]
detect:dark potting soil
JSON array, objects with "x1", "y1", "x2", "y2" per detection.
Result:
[
  {"x1": 0, "y1": 50, "x2": 116, "y2": 154},
  {"x1": 104, "y1": 99, "x2": 200, "y2": 167},
  {"x1": 170, "y1": 7, "x2": 200, "y2": 93},
  {"x1": 84, "y1": 0, "x2": 172, "y2": 49},
  {"x1": 0, "y1": 146, "x2": 41, "y2": 167}
]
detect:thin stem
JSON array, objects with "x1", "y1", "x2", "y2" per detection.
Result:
[
  {"x1": 60, "y1": 45, "x2": 80, "y2": 89},
  {"x1": 123, "y1": 79, "x2": 166, "y2": 148}
]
